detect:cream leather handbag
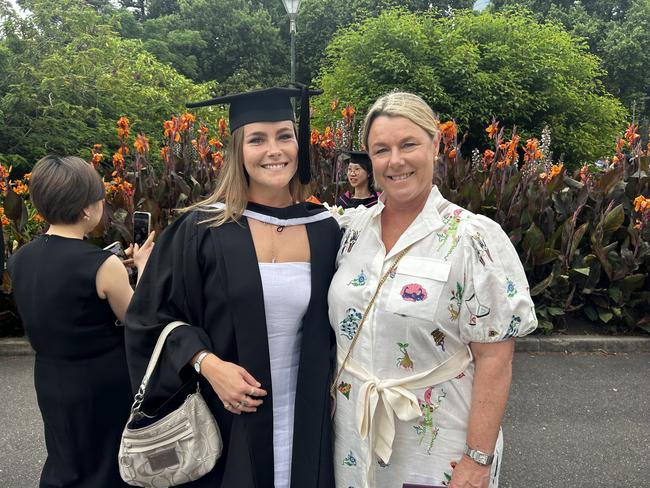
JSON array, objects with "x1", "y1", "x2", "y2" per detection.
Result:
[{"x1": 119, "y1": 321, "x2": 222, "y2": 487}]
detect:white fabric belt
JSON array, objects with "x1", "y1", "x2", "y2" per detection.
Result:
[{"x1": 340, "y1": 346, "x2": 473, "y2": 465}]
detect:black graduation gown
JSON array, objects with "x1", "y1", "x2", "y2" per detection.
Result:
[{"x1": 124, "y1": 203, "x2": 340, "y2": 488}]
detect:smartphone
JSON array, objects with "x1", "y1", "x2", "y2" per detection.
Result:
[
  {"x1": 133, "y1": 211, "x2": 151, "y2": 247},
  {"x1": 103, "y1": 241, "x2": 126, "y2": 259}
]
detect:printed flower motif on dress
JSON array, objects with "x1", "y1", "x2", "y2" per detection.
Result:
[
  {"x1": 441, "y1": 460, "x2": 458, "y2": 486},
  {"x1": 342, "y1": 451, "x2": 357, "y2": 466},
  {"x1": 469, "y1": 232, "x2": 493, "y2": 267},
  {"x1": 340, "y1": 229, "x2": 360, "y2": 255},
  {"x1": 348, "y1": 270, "x2": 367, "y2": 287},
  {"x1": 448, "y1": 281, "x2": 464, "y2": 321},
  {"x1": 464, "y1": 292, "x2": 491, "y2": 326},
  {"x1": 396, "y1": 342, "x2": 414, "y2": 370},
  {"x1": 455, "y1": 371, "x2": 466, "y2": 380},
  {"x1": 413, "y1": 387, "x2": 446, "y2": 455},
  {"x1": 377, "y1": 459, "x2": 389, "y2": 468},
  {"x1": 431, "y1": 328, "x2": 446, "y2": 351},
  {"x1": 488, "y1": 328, "x2": 500, "y2": 338},
  {"x1": 436, "y1": 208, "x2": 464, "y2": 260},
  {"x1": 401, "y1": 283, "x2": 428, "y2": 302},
  {"x1": 339, "y1": 308, "x2": 362, "y2": 340},
  {"x1": 502, "y1": 314, "x2": 521, "y2": 339},
  {"x1": 337, "y1": 381, "x2": 352, "y2": 399},
  {"x1": 506, "y1": 277, "x2": 518, "y2": 298}
]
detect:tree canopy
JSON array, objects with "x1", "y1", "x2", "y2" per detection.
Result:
[
  {"x1": 316, "y1": 8, "x2": 627, "y2": 164},
  {"x1": 491, "y1": 0, "x2": 650, "y2": 123},
  {"x1": 0, "y1": 0, "x2": 210, "y2": 170}
]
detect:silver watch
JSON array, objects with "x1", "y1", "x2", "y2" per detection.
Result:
[
  {"x1": 193, "y1": 351, "x2": 210, "y2": 374},
  {"x1": 463, "y1": 445, "x2": 494, "y2": 466}
]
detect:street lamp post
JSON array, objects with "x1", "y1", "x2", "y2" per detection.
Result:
[{"x1": 281, "y1": 0, "x2": 301, "y2": 84}]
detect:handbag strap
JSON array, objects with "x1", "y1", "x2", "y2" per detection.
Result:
[
  {"x1": 330, "y1": 245, "x2": 413, "y2": 396},
  {"x1": 130, "y1": 320, "x2": 190, "y2": 416}
]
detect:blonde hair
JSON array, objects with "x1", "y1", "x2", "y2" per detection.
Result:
[
  {"x1": 181, "y1": 124, "x2": 307, "y2": 227},
  {"x1": 361, "y1": 91, "x2": 440, "y2": 149}
]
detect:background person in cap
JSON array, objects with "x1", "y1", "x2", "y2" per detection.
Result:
[
  {"x1": 336, "y1": 150, "x2": 380, "y2": 209},
  {"x1": 125, "y1": 86, "x2": 338, "y2": 488}
]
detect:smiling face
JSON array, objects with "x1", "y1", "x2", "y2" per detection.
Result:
[
  {"x1": 347, "y1": 163, "x2": 369, "y2": 191},
  {"x1": 242, "y1": 120, "x2": 298, "y2": 201},
  {"x1": 367, "y1": 115, "x2": 439, "y2": 210}
]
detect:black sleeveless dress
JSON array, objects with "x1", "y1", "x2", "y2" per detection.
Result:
[{"x1": 8, "y1": 234, "x2": 132, "y2": 488}]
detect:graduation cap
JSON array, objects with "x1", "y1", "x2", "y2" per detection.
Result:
[
  {"x1": 343, "y1": 150, "x2": 371, "y2": 166},
  {"x1": 186, "y1": 84, "x2": 322, "y2": 184}
]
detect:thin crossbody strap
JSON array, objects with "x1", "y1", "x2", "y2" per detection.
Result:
[
  {"x1": 330, "y1": 245, "x2": 413, "y2": 396},
  {"x1": 130, "y1": 320, "x2": 189, "y2": 416}
]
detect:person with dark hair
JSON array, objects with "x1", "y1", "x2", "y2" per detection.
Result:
[
  {"x1": 336, "y1": 150, "x2": 380, "y2": 209},
  {"x1": 7, "y1": 155, "x2": 154, "y2": 488},
  {"x1": 125, "y1": 86, "x2": 339, "y2": 488}
]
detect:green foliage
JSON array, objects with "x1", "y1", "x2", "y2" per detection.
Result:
[
  {"x1": 295, "y1": 0, "x2": 473, "y2": 83},
  {"x1": 316, "y1": 9, "x2": 627, "y2": 165},
  {"x1": 115, "y1": 0, "x2": 289, "y2": 90},
  {"x1": 0, "y1": 0, "x2": 210, "y2": 172},
  {"x1": 491, "y1": 0, "x2": 650, "y2": 124}
]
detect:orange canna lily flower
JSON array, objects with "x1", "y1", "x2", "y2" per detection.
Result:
[
  {"x1": 310, "y1": 129, "x2": 320, "y2": 145},
  {"x1": 448, "y1": 148, "x2": 457, "y2": 159},
  {"x1": 209, "y1": 138, "x2": 223, "y2": 149},
  {"x1": 212, "y1": 151, "x2": 224, "y2": 169},
  {"x1": 485, "y1": 121, "x2": 499, "y2": 139},
  {"x1": 218, "y1": 118, "x2": 229, "y2": 139},
  {"x1": 624, "y1": 123, "x2": 640, "y2": 144},
  {"x1": 634, "y1": 195, "x2": 649, "y2": 213},
  {"x1": 134, "y1": 134, "x2": 150, "y2": 155},
  {"x1": 330, "y1": 99, "x2": 339, "y2": 111},
  {"x1": 341, "y1": 104, "x2": 356, "y2": 125}
]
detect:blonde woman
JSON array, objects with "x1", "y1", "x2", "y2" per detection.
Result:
[
  {"x1": 329, "y1": 92, "x2": 537, "y2": 488},
  {"x1": 125, "y1": 87, "x2": 339, "y2": 488}
]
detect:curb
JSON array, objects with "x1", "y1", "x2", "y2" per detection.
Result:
[
  {"x1": 515, "y1": 335, "x2": 650, "y2": 353},
  {"x1": 1, "y1": 335, "x2": 650, "y2": 356}
]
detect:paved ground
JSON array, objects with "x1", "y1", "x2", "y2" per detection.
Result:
[{"x1": 1, "y1": 352, "x2": 649, "y2": 487}]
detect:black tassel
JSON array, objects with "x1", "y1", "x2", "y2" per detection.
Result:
[{"x1": 292, "y1": 82, "x2": 322, "y2": 185}]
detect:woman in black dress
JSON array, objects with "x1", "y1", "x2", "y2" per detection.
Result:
[
  {"x1": 336, "y1": 150, "x2": 380, "y2": 209},
  {"x1": 8, "y1": 155, "x2": 153, "y2": 488},
  {"x1": 125, "y1": 86, "x2": 339, "y2": 488}
]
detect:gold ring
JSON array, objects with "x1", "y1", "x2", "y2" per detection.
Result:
[
  {"x1": 250, "y1": 387, "x2": 255, "y2": 396},
  {"x1": 234, "y1": 401, "x2": 242, "y2": 408}
]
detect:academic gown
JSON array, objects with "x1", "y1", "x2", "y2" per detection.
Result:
[{"x1": 124, "y1": 202, "x2": 340, "y2": 488}]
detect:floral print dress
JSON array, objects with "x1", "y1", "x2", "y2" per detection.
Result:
[{"x1": 328, "y1": 186, "x2": 537, "y2": 488}]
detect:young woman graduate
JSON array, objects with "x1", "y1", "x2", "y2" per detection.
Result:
[{"x1": 124, "y1": 85, "x2": 339, "y2": 488}]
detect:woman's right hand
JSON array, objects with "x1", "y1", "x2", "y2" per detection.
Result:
[{"x1": 199, "y1": 353, "x2": 267, "y2": 415}]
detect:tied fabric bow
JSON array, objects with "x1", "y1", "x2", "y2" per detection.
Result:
[{"x1": 348, "y1": 346, "x2": 473, "y2": 465}]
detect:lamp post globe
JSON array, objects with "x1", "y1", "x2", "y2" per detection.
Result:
[{"x1": 281, "y1": 0, "x2": 301, "y2": 83}]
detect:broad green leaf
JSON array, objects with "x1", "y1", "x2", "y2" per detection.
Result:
[
  {"x1": 602, "y1": 204, "x2": 625, "y2": 234},
  {"x1": 597, "y1": 309, "x2": 613, "y2": 324},
  {"x1": 618, "y1": 274, "x2": 646, "y2": 291},
  {"x1": 530, "y1": 272, "x2": 554, "y2": 296},
  {"x1": 523, "y1": 223, "x2": 545, "y2": 260}
]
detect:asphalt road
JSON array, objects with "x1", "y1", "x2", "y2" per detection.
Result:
[{"x1": 1, "y1": 352, "x2": 649, "y2": 487}]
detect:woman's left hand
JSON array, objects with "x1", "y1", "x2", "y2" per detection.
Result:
[{"x1": 448, "y1": 457, "x2": 491, "y2": 488}]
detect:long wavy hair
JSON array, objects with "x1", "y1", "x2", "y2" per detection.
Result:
[{"x1": 181, "y1": 124, "x2": 307, "y2": 227}]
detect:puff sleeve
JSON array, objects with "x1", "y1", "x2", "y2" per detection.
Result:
[{"x1": 457, "y1": 214, "x2": 538, "y2": 343}]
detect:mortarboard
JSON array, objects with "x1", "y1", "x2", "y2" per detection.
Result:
[
  {"x1": 343, "y1": 150, "x2": 371, "y2": 165},
  {"x1": 187, "y1": 84, "x2": 322, "y2": 184}
]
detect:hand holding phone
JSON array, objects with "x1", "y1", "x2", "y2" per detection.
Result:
[
  {"x1": 103, "y1": 241, "x2": 127, "y2": 259},
  {"x1": 133, "y1": 211, "x2": 152, "y2": 247}
]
